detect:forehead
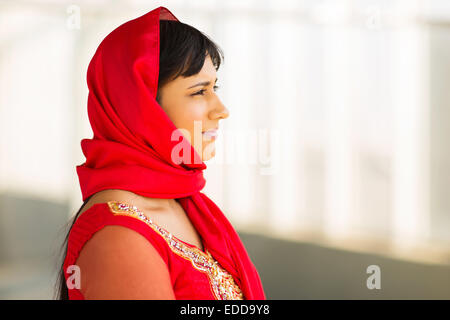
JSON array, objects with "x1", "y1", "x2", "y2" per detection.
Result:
[
  {"x1": 197, "y1": 55, "x2": 216, "y2": 76},
  {"x1": 183, "y1": 55, "x2": 217, "y2": 82},
  {"x1": 162, "y1": 56, "x2": 217, "y2": 91}
]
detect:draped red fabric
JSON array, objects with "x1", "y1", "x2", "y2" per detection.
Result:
[{"x1": 76, "y1": 6, "x2": 266, "y2": 300}]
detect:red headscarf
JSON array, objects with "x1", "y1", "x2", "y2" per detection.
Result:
[{"x1": 76, "y1": 6, "x2": 266, "y2": 300}]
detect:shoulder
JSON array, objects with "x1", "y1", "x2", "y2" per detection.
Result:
[
  {"x1": 65, "y1": 198, "x2": 177, "y2": 299},
  {"x1": 78, "y1": 189, "x2": 203, "y2": 251},
  {"x1": 68, "y1": 200, "x2": 172, "y2": 263},
  {"x1": 74, "y1": 223, "x2": 175, "y2": 299}
]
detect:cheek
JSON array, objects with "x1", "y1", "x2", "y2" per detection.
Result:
[{"x1": 173, "y1": 101, "x2": 208, "y2": 132}]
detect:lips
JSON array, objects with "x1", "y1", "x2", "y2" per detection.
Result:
[{"x1": 202, "y1": 128, "x2": 218, "y2": 139}]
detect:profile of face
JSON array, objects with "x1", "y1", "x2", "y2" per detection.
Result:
[{"x1": 158, "y1": 55, "x2": 230, "y2": 162}]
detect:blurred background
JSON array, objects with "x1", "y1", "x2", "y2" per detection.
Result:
[{"x1": 1, "y1": 0, "x2": 449, "y2": 299}]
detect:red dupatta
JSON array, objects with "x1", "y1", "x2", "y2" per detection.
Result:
[{"x1": 76, "y1": 6, "x2": 266, "y2": 300}]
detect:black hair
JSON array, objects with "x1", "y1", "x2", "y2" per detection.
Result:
[
  {"x1": 156, "y1": 20, "x2": 224, "y2": 102},
  {"x1": 54, "y1": 19, "x2": 224, "y2": 299}
]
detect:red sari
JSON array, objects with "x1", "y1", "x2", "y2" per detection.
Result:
[{"x1": 63, "y1": 6, "x2": 266, "y2": 300}]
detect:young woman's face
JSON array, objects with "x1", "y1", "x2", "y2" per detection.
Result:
[{"x1": 158, "y1": 55, "x2": 229, "y2": 161}]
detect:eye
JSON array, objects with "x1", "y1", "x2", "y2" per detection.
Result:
[
  {"x1": 192, "y1": 85, "x2": 220, "y2": 96},
  {"x1": 193, "y1": 89, "x2": 206, "y2": 96}
]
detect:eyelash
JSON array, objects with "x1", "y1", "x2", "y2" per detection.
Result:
[{"x1": 192, "y1": 85, "x2": 220, "y2": 96}]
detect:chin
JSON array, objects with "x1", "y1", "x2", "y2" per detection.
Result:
[
  {"x1": 202, "y1": 148, "x2": 216, "y2": 161},
  {"x1": 202, "y1": 153, "x2": 215, "y2": 161}
]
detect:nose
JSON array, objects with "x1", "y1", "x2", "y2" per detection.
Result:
[{"x1": 210, "y1": 96, "x2": 230, "y2": 120}]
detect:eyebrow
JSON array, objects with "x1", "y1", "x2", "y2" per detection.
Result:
[{"x1": 187, "y1": 77, "x2": 218, "y2": 89}]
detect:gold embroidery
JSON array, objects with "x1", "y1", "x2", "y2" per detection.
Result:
[{"x1": 107, "y1": 200, "x2": 244, "y2": 300}]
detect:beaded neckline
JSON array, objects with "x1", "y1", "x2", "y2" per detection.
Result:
[
  {"x1": 106, "y1": 200, "x2": 244, "y2": 300},
  {"x1": 107, "y1": 200, "x2": 206, "y2": 253}
]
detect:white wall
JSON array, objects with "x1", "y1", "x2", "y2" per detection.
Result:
[{"x1": 1, "y1": 0, "x2": 449, "y2": 264}]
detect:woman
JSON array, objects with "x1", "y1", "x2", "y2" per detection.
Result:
[{"x1": 55, "y1": 6, "x2": 266, "y2": 300}]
